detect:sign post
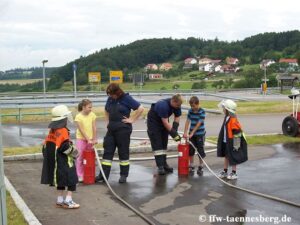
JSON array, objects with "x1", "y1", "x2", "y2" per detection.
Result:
[
  {"x1": 88, "y1": 72, "x2": 101, "y2": 91},
  {"x1": 0, "y1": 110, "x2": 7, "y2": 225},
  {"x1": 73, "y1": 63, "x2": 77, "y2": 98},
  {"x1": 109, "y1": 71, "x2": 123, "y2": 84}
]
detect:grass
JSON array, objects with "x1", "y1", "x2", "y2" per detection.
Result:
[
  {"x1": 3, "y1": 145, "x2": 42, "y2": 156},
  {"x1": 1, "y1": 107, "x2": 106, "y2": 123},
  {"x1": 0, "y1": 79, "x2": 43, "y2": 85},
  {"x1": 207, "y1": 134, "x2": 300, "y2": 145},
  {"x1": 6, "y1": 191, "x2": 27, "y2": 225},
  {"x1": 184, "y1": 100, "x2": 292, "y2": 114}
]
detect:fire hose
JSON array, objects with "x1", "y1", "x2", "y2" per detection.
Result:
[
  {"x1": 92, "y1": 140, "x2": 299, "y2": 225},
  {"x1": 93, "y1": 147, "x2": 156, "y2": 225},
  {"x1": 188, "y1": 140, "x2": 300, "y2": 208}
]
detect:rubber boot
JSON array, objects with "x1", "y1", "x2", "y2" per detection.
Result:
[
  {"x1": 158, "y1": 166, "x2": 166, "y2": 175},
  {"x1": 163, "y1": 155, "x2": 173, "y2": 173},
  {"x1": 95, "y1": 165, "x2": 111, "y2": 182},
  {"x1": 119, "y1": 175, "x2": 127, "y2": 183}
]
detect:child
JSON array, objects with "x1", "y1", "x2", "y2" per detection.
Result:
[
  {"x1": 41, "y1": 105, "x2": 80, "y2": 209},
  {"x1": 75, "y1": 99, "x2": 97, "y2": 182},
  {"x1": 217, "y1": 99, "x2": 248, "y2": 180},
  {"x1": 183, "y1": 96, "x2": 206, "y2": 175}
]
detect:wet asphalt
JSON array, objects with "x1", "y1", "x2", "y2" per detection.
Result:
[{"x1": 4, "y1": 143, "x2": 300, "y2": 225}]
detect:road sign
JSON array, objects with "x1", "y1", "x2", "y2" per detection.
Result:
[
  {"x1": 88, "y1": 72, "x2": 101, "y2": 83},
  {"x1": 109, "y1": 71, "x2": 123, "y2": 84},
  {"x1": 72, "y1": 63, "x2": 77, "y2": 72}
]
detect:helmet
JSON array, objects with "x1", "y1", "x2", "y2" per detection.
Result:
[
  {"x1": 51, "y1": 105, "x2": 73, "y2": 122},
  {"x1": 218, "y1": 99, "x2": 237, "y2": 114},
  {"x1": 289, "y1": 88, "x2": 300, "y2": 99}
]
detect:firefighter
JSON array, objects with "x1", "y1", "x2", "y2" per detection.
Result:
[
  {"x1": 147, "y1": 94, "x2": 182, "y2": 175},
  {"x1": 41, "y1": 105, "x2": 80, "y2": 209},
  {"x1": 95, "y1": 84, "x2": 144, "y2": 183}
]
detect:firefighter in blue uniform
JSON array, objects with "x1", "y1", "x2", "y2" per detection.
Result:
[
  {"x1": 95, "y1": 83, "x2": 144, "y2": 183},
  {"x1": 147, "y1": 94, "x2": 182, "y2": 175}
]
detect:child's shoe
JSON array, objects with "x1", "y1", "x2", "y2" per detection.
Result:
[
  {"x1": 227, "y1": 172, "x2": 238, "y2": 180},
  {"x1": 56, "y1": 202, "x2": 64, "y2": 208},
  {"x1": 197, "y1": 166, "x2": 203, "y2": 175},
  {"x1": 63, "y1": 200, "x2": 80, "y2": 209},
  {"x1": 218, "y1": 171, "x2": 228, "y2": 178},
  {"x1": 78, "y1": 177, "x2": 83, "y2": 183},
  {"x1": 189, "y1": 166, "x2": 195, "y2": 174}
]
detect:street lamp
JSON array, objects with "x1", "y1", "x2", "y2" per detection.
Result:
[{"x1": 42, "y1": 59, "x2": 48, "y2": 98}]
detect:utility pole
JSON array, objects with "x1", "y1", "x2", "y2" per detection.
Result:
[
  {"x1": 73, "y1": 63, "x2": 77, "y2": 98},
  {"x1": 0, "y1": 111, "x2": 7, "y2": 225}
]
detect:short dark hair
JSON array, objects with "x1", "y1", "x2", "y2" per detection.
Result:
[
  {"x1": 189, "y1": 96, "x2": 199, "y2": 105},
  {"x1": 106, "y1": 83, "x2": 125, "y2": 99}
]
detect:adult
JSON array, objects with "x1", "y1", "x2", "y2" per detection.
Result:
[
  {"x1": 95, "y1": 83, "x2": 144, "y2": 183},
  {"x1": 147, "y1": 94, "x2": 182, "y2": 175}
]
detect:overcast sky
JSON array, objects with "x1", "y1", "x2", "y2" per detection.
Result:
[{"x1": 0, "y1": 0, "x2": 299, "y2": 71}]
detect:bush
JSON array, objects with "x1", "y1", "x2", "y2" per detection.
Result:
[{"x1": 191, "y1": 81, "x2": 206, "y2": 89}]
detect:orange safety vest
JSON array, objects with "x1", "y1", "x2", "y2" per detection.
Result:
[{"x1": 227, "y1": 117, "x2": 242, "y2": 139}]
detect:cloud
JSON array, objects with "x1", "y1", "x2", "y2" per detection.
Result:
[{"x1": 0, "y1": 0, "x2": 299, "y2": 70}]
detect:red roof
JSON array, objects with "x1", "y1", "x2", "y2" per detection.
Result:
[{"x1": 279, "y1": 58, "x2": 298, "y2": 63}]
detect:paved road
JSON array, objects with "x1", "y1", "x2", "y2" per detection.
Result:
[
  {"x1": 4, "y1": 144, "x2": 300, "y2": 225},
  {"x1": 2, "y1": 113, "x2": 286, "y2": 147}
]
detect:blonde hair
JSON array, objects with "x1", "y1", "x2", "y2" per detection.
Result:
[{"x1": 171, "y1": 94, "x2": 183, "y2": 104}]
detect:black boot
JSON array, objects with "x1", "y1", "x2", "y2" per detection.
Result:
[
  {"x1": 119, "y1": 175, "x2": 127, "y2": 183},
  {"x1": 163, "y1": 155, "x2": 173, "y2": 173},
  {"x1": 158, "y1": 166, "x2": 166, "y2": 175},
  {"x1": 95, "y1": 165, "x2": 111, "y2": 182}
]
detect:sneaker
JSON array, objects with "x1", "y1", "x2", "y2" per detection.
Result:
[
  {"x1": 218, "y1": 171, "x2": 228, "y2": 178},
  {"x1": 197, "y1": 166, "x2": 203, "y2": 175},
  {"x1": 119, "y1": 175, "x2": 127, "y2": 183},
  {"x1": 158, "y1": 166, "x2": 166, "y2": 175},
  {"x1": 227, "y1": 172, "x2": 238, "y2": 180},
  {"x1": 189, "y1": 166, "x2": 195, "y2": 173},
  {"x1": 78, "y1": 177, "x2": 83, "y2": 183},
  {"x1": 63, "y1": 200, "x2": 80, "y2": 209},
  {"x1": 164, "y1": 164, "x2": 173, "y2": 173},
  {"x1": 56, "y1": 202, "x2": 64, "y2": 208}
]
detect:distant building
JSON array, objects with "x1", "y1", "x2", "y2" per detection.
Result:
[
  {"x1": 149, "y1": 73, "x2": 163, "y2": 79},
  {"x1": 226, "y1": 57, "x2": 239, "y2": 65},
  {"x1": 198, "y1": 58, "x2": 212, "y2": 65},
  {"x1": 159, "y1": 63, "x2": 173, "y2": 71},
  {"x1": 220, "y1": 65, "x2": 236, "y2": 73},
  {"x1": 184, "y1": 57, "x2": 197, "y2": 65},
  {"x1": 144, "y1": 64, "x2": 158, "y2": 71},
  {"x1": 279, "y1": 58, "x2": 298, "y2": 67},
  {"x1": 260, "y1": 59, "x2": 276, "y2": 69}
]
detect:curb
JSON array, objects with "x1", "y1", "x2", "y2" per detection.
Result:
[{"x1": 5, "y1": 176, "x2": 42, "y2": 225}]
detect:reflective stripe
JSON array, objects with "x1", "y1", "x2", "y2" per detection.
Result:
[
  {"x1": 119, "y1": 160, "x2": 130, "y2": 166},
  {"x1": 67, "y1": 155, "x2": 73, "y2": 168},
  {"x1": 102, "y1": 159, "x2": 112, "y2": 166},
  {"x1": 54, "y1": 148, "x2": 57, "y2": 187},
  {"x1": 154, "y1": 150, "x2": 167, "y2": 156}
]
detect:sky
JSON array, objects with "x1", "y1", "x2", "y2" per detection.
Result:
[{"x1": 0, "y1": 0, "x2": 299, "y2": 71}]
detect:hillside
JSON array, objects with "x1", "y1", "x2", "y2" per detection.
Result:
[{"x1": 50, "y1": 30, "x2": 300, "y2": 88}]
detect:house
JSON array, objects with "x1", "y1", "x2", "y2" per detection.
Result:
[
  {"x1": 220, "y1": 65, "x2": 235, "y2": 73},
  {"x1": 260, "y1": 59, "x2": 276, "y2": 69},
  {"x1": 226, "y1": 57, "x2": 239, "y2": 65},
  {"x1": 279, "y1": 58, "x2": 298, "y2": 67},
  {"x1": 159, "y1": 63, "x2": 173, "y2": 71},
  {"x1": 214, "y1": 65, "x2": 222, "y2": 72},
  {"x1": 198, "y1": 58, "x2": 212, "y2": 65},
  {"x1": 184, "y1": 57, "x2": 197, "y2": 65},
  {"x1": 149, "y1": 74, "x2": 163, "y2": 80},
  {"x1": 144, "y1": 64, "x2": 158, "y2": 71}
]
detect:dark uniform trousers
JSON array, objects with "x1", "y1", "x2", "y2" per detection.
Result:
[
  {"x1": 102, "y1": 124, "x2": 132, "y2": 179},
  {"x1": 147, "y1": 106, "x2": 169, "y2": 168}
]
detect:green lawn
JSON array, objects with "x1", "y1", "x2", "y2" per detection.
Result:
[
  {"x1": 7, "y1": 191, "x2": 27, "y2": 225},
  {"x1": 207, "y1": 134, "x2": 300, "y2": 145}
]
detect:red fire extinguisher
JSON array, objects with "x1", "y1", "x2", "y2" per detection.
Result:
[
  {"x1": 83, "y1": 144, "x2": 95, "y2": 184},
  {"x1": 178, "y1": 141, "x2": 189, "y2": 176}
]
